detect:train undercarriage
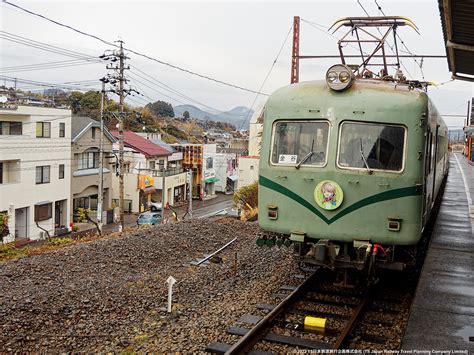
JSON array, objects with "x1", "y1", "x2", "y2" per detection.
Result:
[{"x1": 257, "y1": 232, "x2": 420, "y2": 286}]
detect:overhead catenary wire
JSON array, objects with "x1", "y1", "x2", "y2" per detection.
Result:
[
  {"x1": 239, "y1": 24, "x2": 293, "y2": 130},
  {"x1": 372, "y1": 0, "x2": 424, "y2": 79},
  {"x1": 355, "y1": 0, "x2": 414, "y2": 79},
  {"x1": 1, "y1": 0, "x2": 268, "y2": 96}
]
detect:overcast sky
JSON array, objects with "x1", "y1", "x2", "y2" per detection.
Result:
[{"x1": 1, "y1": 0, "x2": 473, "y2": 128}]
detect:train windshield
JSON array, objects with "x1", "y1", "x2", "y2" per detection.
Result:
[
  {"x1": 338, "y1": 122, "x2": 405, "y2": 172},
  {"x1": 271, "y1": 121, "x2": 329, "y2": 166}
]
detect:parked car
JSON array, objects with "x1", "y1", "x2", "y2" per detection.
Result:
[
  {"x1": 137, "y1": 212, "x2": 162, "y2": 226},
  {"x1": 149, "y1": 202, "x2": 163, "y2": 211}
]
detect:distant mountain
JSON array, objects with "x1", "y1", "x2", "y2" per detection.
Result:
[
  {"x1": 173, "y1": 105, "x2": 213, "y2": 121},
  {"x1": 174, "y1": 104, "x2": 254, "y2": 129}
]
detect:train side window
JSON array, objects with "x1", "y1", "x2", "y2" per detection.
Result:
[
  {"x1": 337, "y1": 122, "x2": 406, "y2": 172},
  {"x1": 271, "y1": 121, "x2": 329, "y2": 167}
]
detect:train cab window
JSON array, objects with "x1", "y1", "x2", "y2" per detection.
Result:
[
  {"x1": 338, "y1": 122, "x2": 406, "y2": 172},
  {"x1": 271, "y1": 121, "x2": 329, "y2": 166}
]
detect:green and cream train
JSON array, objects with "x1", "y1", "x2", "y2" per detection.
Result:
[{"x1": 258, "y1": 64, "x2": 448, "y2": 277}]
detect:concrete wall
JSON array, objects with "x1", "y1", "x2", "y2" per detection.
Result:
[
  {"x1": 0, "y1": 106, "x2": 72, "y2": 241},
  {"x1": 237, "y1": 156, "x2": 260, "y2": 189}
]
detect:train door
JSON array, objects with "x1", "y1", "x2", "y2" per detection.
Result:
[
  {"x1": 422, "y1": 129, "x2": 433, "y2": 225},
  {"x1": 432, "y1": 125, "x2": 439, "y2": 201}
]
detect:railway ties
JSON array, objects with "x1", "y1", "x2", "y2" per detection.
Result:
[{"x1": 206, "y1": 271, "x2": 403, "y2": 354}]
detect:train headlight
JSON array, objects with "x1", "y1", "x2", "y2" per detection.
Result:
[
  {"x1": 327, "y1": 71, "x2": 338, "y2": 83},
  {"x1": 326, "y1": 64, "x2": 354, "y2": 91}
]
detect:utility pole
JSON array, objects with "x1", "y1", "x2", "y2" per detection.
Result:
[
  {"x1": 188, "y1": 169, "x2": 193, "y2": 218},
  {"x1": 161, "y1": 166, "x2": 166, "y2": 221},
  {"x1": 102, "y1": 41, "x2": 137, "y2": 230},
  {"x1": 118, "y1": 40, "x2": 126, "y2": 232},
  {"x1": 97, "y1": 79, "x2": 106, "y2": 233},
  {"x1": 291, "y1": 16, "x2": 300, "y2": 84}
]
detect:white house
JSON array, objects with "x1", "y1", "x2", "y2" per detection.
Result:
[
  {"x1": 237, "y1": 106, "x2": 263, "y2": 189},
  {"x1": 214, "y1": 152, "x2": 238, "y2": 193},
  {"x1": 203, "y1": 144, "x2": 218, "y2": 198},
  {"x1": 0, "y1": 106, "x2": 72, "y2": 242}
]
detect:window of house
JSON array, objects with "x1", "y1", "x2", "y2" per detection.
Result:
[
  {"x1": 206, "y1": 157, "x2": 213, "y2": 169},
  {"x1": 91, "y1": 127, "x2": 96, "y2": 140},
  {"x1": 35, "y1": 202, "x2": 52, "y2": 221},
  {"x1": 149, "y1": 160, "x2": 155, "y2": 170},
  {"x1": 59, "y1": 164, "x2": 65, "y2": 179},
  {"x1": 0, "y1": 162, "x2": 3, "y2": 184},
  {"x1": 59, "y1": 122, "x2": 65, "y2": 137},
  {"x1": 35, "y1": 166, "x2": 50, "y2": 184},
  {"x1": 36, "y1": 122, "x2": 51, "y2": 138},
  {"x1": 80, "y1": 151, "x2": 99, "y2": 169},
  {"x1": 0, "y1": 121, "x2": 22, "y2": 135}
]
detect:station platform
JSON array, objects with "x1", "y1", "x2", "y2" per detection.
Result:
[{"x1": 402, "y1": 153, "x2": 474, "y2": 351}]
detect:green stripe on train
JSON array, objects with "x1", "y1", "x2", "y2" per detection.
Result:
[{"x1": 259, "y1": 175, "x2": 421, "y2": 225}]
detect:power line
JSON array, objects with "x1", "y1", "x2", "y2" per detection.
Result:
[
  {"x1": 0, "y1": 60, "x2": 101, "y2": 74},
  {"x1": 0, "y1": 31, "x2": 100, "y2": 61},
  {"x1": 0, "y1": 75, "x2": 101, "y2": 91},
  {"x1": 129, "y1": 68, "x2": 252, "y2": 119},
  {"x1": 1, "y1": 0, "x2": 268, "y2": 96}
]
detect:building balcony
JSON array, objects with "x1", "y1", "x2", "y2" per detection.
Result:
[
  {"x1": 148, "y1": 167, "x2": 184, "y2": 177},
  {"x1": 73, "y1": 167, "x2": 111, "y2": 177}
]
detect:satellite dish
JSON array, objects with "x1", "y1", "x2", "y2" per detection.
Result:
[{"x1": 0, "y1": 96, "x2": 8, "y2": 103}]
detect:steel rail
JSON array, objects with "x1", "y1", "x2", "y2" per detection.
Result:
[
  {"x1": 224, "y1": 270, "x2": 320, "y2": 355},
  {"x1": 332, "y1": 292, "x2": 371, "y2": 349}
]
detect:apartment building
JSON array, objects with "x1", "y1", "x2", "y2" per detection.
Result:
[{"x1": 0, "y1": 106, "x2": 71, "y2": 242}]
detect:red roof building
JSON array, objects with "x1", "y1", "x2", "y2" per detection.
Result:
[{"x1": 111, "y1": 131, "x2": 171, "y2": 158}]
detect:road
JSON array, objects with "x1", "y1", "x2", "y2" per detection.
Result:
[{"x1": 95, "y1": 194, "x2": 236, "y2": 234}]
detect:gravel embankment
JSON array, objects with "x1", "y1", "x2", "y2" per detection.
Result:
[{"x1": 0, "y1": 218, "x2": 301, "y2": 352}]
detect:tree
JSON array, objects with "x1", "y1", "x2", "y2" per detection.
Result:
[
  {"x1": 183, "y1": 110, "x2": 190, "y2": 119},
  {"x1": 68, "y1": 91, "x2": 83, "y2": 114},
  {"x1": 80, "y1": 91, "x2": 102, "y2": 111},
  {"x1": 146, "y1": 100, "x2": 174, "y2": 117}
]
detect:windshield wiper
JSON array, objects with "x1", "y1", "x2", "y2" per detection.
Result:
[
  {"x1": 296, "y1": 139, "x2": 315, "y2": 169},
  {"x1": 359, "y1": 138, "x2": 372, "y2": 174}
]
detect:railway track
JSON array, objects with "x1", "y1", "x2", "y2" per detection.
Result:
[{"x1": 206, "y1": 269, "x2": 406, "y2": 353}]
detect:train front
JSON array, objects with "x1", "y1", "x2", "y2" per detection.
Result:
[{"x1": 258, "y1": 64, "x2": 428, "y2": 276}]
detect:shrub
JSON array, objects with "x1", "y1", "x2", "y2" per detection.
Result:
[{"x1": 233, "y1": 182, "x2": 258, "y2": 209}]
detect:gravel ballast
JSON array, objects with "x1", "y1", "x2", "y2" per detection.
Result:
[{"x1": 0, "y1": 218, "x2": 301, "y2": 352}]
